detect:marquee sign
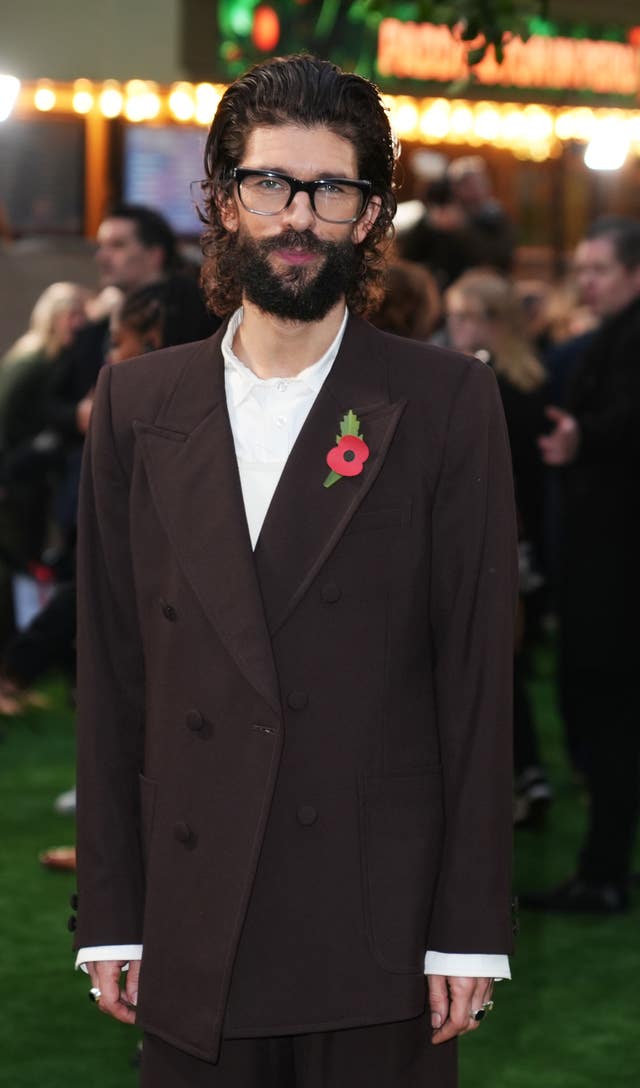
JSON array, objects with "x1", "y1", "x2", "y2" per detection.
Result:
[{"x1": 377, "y1": 19, "x2": 640, "y2": 97}]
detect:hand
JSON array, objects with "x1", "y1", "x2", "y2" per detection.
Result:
[
  {"x1": 76, "y1": 394, "x2": 94, "y2": 435},
  {"x1": 428, "y1": 975, "x2": 494, "y2": 1045},
  {"x1": 87, "y1": 959, "x2": 141, "y2": 1025},
  {"x1": 538, "y1": 406, "x2": 580, "y2": 465}
]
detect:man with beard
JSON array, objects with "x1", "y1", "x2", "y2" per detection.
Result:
[{"x1": 73, "y1": 56, "x2": 517, "y2": 1087}]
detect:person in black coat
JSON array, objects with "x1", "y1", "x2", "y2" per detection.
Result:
[
  {"x1": 445, "y1": 269, "x2": 550, "y2": 824},
  {"x1": 530, "y1": 216, "x2": 640, "y2": 913}
]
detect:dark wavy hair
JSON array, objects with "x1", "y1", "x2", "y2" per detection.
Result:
[{"x1": 199, "y1": 54, "x2": 397, "y2": 318}]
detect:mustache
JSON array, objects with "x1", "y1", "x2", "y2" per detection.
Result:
[{"x1": 258, "y1": 229, "x2": 332, "y2": 255}]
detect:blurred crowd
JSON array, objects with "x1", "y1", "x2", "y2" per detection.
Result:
[{"x1": 1, "y1": 155, "x2": 639, "y2": 914}]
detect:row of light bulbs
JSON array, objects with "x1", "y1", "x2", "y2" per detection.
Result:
[
  {"x1": 32, "y1": 78, "x2": 224, "y2": 126},
  {"x1": 384, "y1": 96, "x2": 640, "y2": 162},
  {"x1": 22, "y1": 78, "x2": 640, "y2": 164}
]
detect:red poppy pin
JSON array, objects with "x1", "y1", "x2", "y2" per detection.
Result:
[{"x1": 323, "y1": 409, "x2": 370, "y2": 489}]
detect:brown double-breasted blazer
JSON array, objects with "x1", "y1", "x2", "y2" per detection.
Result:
[{"x1": 75, "y1": 315, "x2": 517, "y2": 1063}]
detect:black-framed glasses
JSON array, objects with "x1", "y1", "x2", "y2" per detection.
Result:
[{"x1": 232, "y1": 168, "x2": 372, "y2": 224}]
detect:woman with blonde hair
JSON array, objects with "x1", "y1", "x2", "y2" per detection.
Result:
[
  {"x1": 446, "y1": 268, "x2": 551, "y2": 826},
  {"x1": 0, "y1": 282, "x2": 90, "y2": 450}
]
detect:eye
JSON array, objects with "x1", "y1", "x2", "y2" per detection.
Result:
[
  {"x1": 317, "y1": 181, "x2": 350, "y2": 197},
  {"x1": 247, "y1": 175, "x2": 287, "y2": 193}
]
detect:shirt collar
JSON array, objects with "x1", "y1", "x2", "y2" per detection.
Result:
[{"x1": 222, "y1": 306, "x2": 348, "y2": 410}]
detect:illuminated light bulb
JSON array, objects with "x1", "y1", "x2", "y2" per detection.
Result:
[
  {"x1": 499, "y1": 108, "x2": 525, "y2": 144},
  {"x1": 142, "y1": 83, "x2": 161, "y2": 120},
  {"x1": 393, "y1": 99, "x2": 419, "y2": 138},
  {"x1": 34, "y1": 81, "x2": 56, "y2": 112},
  {"x1": 73, "y1": 78, "x2": 94, "y2": 114},
  {"x1": 585, "y1": 119, "x2": 631, "y2": 170},
  {"x1": 473, "y1": 104, "x2": 501, "y2": 142},
  {"x1": 449, "y1": 104, "x2": 474, "y2": 138},
  {"x1": 572, "y1": 108, "x2": 596, "y2": 142},
  {"x1": 554, "y1": 110, "x2": 577, "y2": 141},
  {"x1": 0, "y1": 74, "x2": 20, "y2": 122},
  {"x1": 169, "y1": 82, "x2": 195, "y2": 122},
  {"x1": 99, "y1": 82, "x2": 123, "y2": 118},
  {"x1": 419, "y1": 98, "x2": 451, "y2": 140},
  {"x1": 194, "y1": 83, "x2": 221, "y2": 125},
  {"x1": 124, "y1": 80, "x2": 159, "y2": 122},
  {"x1": 523, "y1": 105, "x2": 553, "y2": 144}
]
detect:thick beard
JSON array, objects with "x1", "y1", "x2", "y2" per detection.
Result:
[{"x1": 232, "y1": 227, "x2": 359, "y2": 323}]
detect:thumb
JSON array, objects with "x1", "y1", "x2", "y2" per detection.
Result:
[
  {"x1": 428, "y1": 974, "x2": 449, "y2": 1030},
  {"x1": 124, "y1": 959, "x2": 141, "y2": 1007},
  {"x1": 544, "y1": 405, "x2": 565, "y2": 424}
]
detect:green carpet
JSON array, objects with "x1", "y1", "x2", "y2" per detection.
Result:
[{"x1": 0, "y1": 650, "x2": 638, "y2": 1087}]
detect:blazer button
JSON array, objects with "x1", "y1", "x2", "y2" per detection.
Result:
[
  {"x1": 161, "y1": 599, "x2": 178, "y2": 622},
  {"x1": 297, "y1": 805, "x2": 318, "y2": 826},
  {"x1": 185, "y1": 709, "x2": 204, "y2": 732},
  {"x1": 321, "y1": 582, "x2": 341, "y2": 603},
  {"x1": 69, "y1": 892, "x2": 78, "y2": 911},
  {"x1": 287, "y1": 690, "x2": 308, "y2": 710},
  {"x1": 173, "y1": 821, "x2": 196, "y2": 846},
  {"x1": 67, "y1": 914, "x2": 77, "y2": 932}
]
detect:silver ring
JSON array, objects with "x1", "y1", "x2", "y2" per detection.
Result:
[
  {"x1": 88, "y1": 987, "x2": 102, "y2": 1004},
  {"x1": 471, "y1": 1000, "x2": 494, "y2": 1022}
]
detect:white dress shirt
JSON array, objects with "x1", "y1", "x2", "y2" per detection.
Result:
[{"x1": 76, "y1": 306, "x2": 510, "y2": 981}]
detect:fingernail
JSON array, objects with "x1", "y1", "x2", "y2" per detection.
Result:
[{"x1": 431, "y1": 1012, "x2": 442, "y2": 1029}]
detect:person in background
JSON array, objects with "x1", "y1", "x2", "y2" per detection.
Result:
[
  {"x1": 369, "y1": 258, "x2": 441, "y2": 340},
  {"x1": 0, "y1": 282, "x2": 90, "y2": 450},
  {"x1": 445, "y1": 269, "x2": 550, "y2": 826},
  {"x1": 527, "y1": 216, "x2": 640, "y2": 914},
  {"x1": 39, "y1": 207, "x2": 187, "y2": 571},
  {"x1": 43, "y1": 204, "x2": 182, "y2": 443},
  {"x1": 447, "y1": 157, "x2": 515, "y2": 274},
  {"x1": 0, "y1": 283, "x2": 91, "y2": 644},
  {"x1": 107, "y1": 276, "x2": 214, "y2": 366}
]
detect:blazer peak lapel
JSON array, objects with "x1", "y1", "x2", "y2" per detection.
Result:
[{"x1": 134, "y1": 342, "x2": 280, "y2": 714}]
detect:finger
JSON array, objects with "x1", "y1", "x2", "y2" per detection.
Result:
[
  {"x1": 94, "y1": 962, "x2": 136, "y2": 1025},
  {"x1": 545, "y1": 405, "x2": 564, "y2": 422},
  {"x1": 124, "y1": 959, "x2": 141, "y2": 1010},
  {"x1": 465, "y1": 979, "x2": 491, "y2": 1034},
  {"x1": 432, "y1": 977, "x2": 475, "y2": 1045},
  {"x1": 427, "y1": 974, "x2": 450, "y2": 1032}
]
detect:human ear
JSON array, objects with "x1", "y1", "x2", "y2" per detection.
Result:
[
  {"x1": 352, "y1": 195, "x2": 382, "y2": 244},
  {"x1": 217, "y1": 188, "x2": 240, "y2": 233}
]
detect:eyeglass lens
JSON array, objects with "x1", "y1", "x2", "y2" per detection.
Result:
[{"x1": 238, "y1": 174, "x2": 365, "y2": 222}]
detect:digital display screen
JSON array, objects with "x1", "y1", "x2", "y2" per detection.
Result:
[{"x1": 123, "y1": 125, "x2": 207, "y2": 237}]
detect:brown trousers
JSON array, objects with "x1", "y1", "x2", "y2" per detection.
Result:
[{"x1": 140, "y1": 1012, "x2": 457, "y2": 1087}]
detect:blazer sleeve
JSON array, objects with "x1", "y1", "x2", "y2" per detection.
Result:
[
  {"x1": 427, "y1": 360, "x2": 518, "y2": 954},
  {"x1": 74, "y1": 363, "x2": 147, "y2": 951}
]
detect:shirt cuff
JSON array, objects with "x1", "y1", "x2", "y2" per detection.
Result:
[
  {"x1": 75, "y1": 945, "x2": 143, "y2": 972},
  {"x1": 424, "y1": 951, "x2": 511, "y2": 980}
]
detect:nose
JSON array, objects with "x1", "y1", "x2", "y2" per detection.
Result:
[{"x1": 280, "y1": 190, "x2": 316, "y2": 231}]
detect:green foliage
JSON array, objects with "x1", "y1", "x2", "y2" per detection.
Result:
[{"x1": 362, "y1": 0, "x2": 545, "y2": 67}]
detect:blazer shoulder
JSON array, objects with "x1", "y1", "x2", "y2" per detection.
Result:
[
  {"x1": 365, "y1": 322, "x2": 495, "y2": 403},
  {"x1": 107, "y1": 335, "x2": 220, "y2": 420}
]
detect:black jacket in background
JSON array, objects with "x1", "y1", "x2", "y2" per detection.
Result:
[{"x1": 561, "y1": 296, "x2": 640, "y2": 672}]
